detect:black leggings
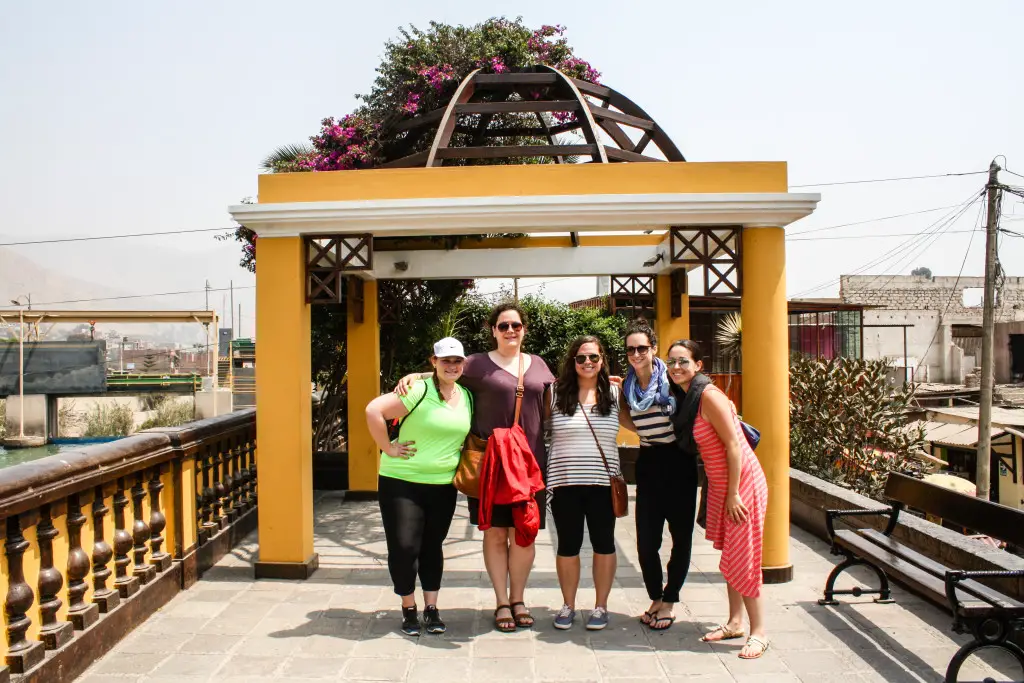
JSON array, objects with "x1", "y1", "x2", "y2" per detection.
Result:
[
  {"x1": 634, "y1": 444, "x2": 698, "y2": 603},
  {"x1": 550, "y1": 485, "x2": 617, "y2": 557},
  {"x1": 378, "y1": 475, "x2": 458, "y2": 597}
]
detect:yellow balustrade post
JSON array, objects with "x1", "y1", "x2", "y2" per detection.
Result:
[
  {"x1": 740, "y1": 226, "x2": 792, "y2": 583},
  {"x1": 254, "y1": 236, "x2": 317, "y2": 579},
  {"x1": 347, "y1": 279, "x2": 381, "y2": 493},
  {"x1": 655, "y1": 273, "x2": 689, "y2": 350}
]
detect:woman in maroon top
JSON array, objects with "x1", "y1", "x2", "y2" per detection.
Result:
[{"x1": 399, "y1": 303, "x2": 554, "y2": 633}]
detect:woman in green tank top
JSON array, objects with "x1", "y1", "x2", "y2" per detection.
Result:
[{"x1": 364, "y1": 337, "x2": 473, "y2": 636}]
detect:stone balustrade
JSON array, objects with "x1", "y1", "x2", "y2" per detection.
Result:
[{"x1": 0, "y1": 408, "x2": 256, "y2": 682}]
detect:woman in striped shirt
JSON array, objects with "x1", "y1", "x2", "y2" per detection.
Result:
[
  {"x1": 622, "y1": 318, "x2": 699, "y2": 631},
  {"x1": 545, "y1": 336, "x2": 631, "y2": 631}
]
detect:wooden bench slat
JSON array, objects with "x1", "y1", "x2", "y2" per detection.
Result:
[
  {"x1": 886, "y1": 472, "x2": 1024, "y2": 547},
  {"x1": 857, "y1": 529, "x2": 1024, "y2": 610},
  {"x1": 833, "y1": 531, "x2": 1022, "y2": 617}
]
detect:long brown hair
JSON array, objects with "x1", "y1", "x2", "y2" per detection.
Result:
[{"x1": 554, "y1": 336, "x2": 613, "y2": 417}]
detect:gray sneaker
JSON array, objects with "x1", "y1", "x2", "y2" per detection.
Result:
[
  {"x1": 586, "y1": 607, "x2": 609, "y2": 631},
  {"x1": 553, "y1": 604, "x2": 576, "y2": 630}
]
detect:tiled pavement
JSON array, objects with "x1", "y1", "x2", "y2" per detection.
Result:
[{"x1": 77, "y1": 491, "x2": 1021, "y2": 682}]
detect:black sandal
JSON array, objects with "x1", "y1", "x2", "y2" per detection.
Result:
[
  {"x1": 510, "y1": 601, "x2": 534, "y2": 628},
  {"x1": 494, "y1": 605, "x2": 516, "y2": 633}
]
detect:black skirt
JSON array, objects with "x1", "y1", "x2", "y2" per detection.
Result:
[{"x1": 467, "y1": 490, "x2": 547, "y2": 530}]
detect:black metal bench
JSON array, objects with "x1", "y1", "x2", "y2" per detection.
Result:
[{"x1": 820, "y1": 472, "x2": 1024, "y2": 682}]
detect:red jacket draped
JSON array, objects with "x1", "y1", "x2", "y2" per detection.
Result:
[{"x1": 477, "y1": 423, "x2": 545, "y2": 546}]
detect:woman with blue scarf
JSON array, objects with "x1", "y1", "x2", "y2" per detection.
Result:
[{"x1": 621, "y1": 318, "x2": 698, "y2": 631}]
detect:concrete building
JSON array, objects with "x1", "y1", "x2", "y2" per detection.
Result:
[{"x1": 840, "y1": 274, "x2": 1024, "y2": 384}]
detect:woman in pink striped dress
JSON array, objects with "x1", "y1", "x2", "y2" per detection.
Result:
[{"x1": 665, "y1": 340, "x2": 770, "y2": 660}]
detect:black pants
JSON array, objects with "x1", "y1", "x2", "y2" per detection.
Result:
[
  {"x1": 550, "y1": 485, "x2": 617, "y2": 557},
  {"x1": 378, "y1": 475, "x2": 458, "y2": 597},
  {"x1": 634, "y1": 444, "x2": 698, "y2": 603}
]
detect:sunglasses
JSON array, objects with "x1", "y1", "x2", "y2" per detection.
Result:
[
  {"x1": 666, "y1": 358, "x2": 692, "y2": 368},
  {"x1": 626, "y1": 345, "x2": 651, "y2": 356},
  {"x1": 496, "y1": 321, "x2": 524, "y2": 332},
  {"x1": 574, "y1": 353, "x2": 601, "y2": 365}
]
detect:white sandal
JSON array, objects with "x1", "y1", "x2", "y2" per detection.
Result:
[
  {"x1": 700, "y1": 623, "x2": 745, "y2": 642},
  {"x1": 738, "y1": 635, "x2": 770, "y2": 659}
]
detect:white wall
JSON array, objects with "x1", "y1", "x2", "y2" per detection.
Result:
[{"x1": 862, "y1": 310, "x2": 950, "y2": 382}]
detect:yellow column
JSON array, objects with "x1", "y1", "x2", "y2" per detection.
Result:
[
  {"x1": 347, "y1": 279, "x2": 381, "y2": 493},
  {"x1": 741, "y1": 226, "x2": 791, "y2": 583},
  {"x1": 655, "y1": 272, "x2": 690, "y2": 349},
  {"x1": 254, "y1": 236, "x2": 316, "y2": 579}
]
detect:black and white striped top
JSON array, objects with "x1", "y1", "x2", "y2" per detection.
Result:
[
  {"x1": 546, "y1": 387, "x2": 622, "y2": 489},
  {"x1": 629, "y1": 404, "x2": 677, "y2": 446}
]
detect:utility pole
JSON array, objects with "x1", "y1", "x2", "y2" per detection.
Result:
[
  {"x1": 976, "y1": 160, "x2": 1002, "y2": 501},
  {"x1": 205, "y1": 280, "x2": 211, "y2": 312},
  {"x1": 513, "y1": 277, "x2": 519, "y2": 303},
  {"x1": 230, "y1": 280, "x2": 235, "y2": 337}
]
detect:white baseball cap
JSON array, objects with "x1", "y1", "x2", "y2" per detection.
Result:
[{"x1": 433, "y1": 337, "x2": 466, "y2": 359}]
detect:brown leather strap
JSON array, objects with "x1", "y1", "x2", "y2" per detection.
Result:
[
  {"x1": 512, "y1": 353, "x2": 526, "y2": 426},
  {"x1": 579, "y1": 398, "x2": 615, "y2": 477}
]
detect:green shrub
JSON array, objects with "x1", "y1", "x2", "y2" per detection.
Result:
[
  {"x1": 789, "y1": 356, "x2": 926, "y2": 501},
  {"x1": 140, "y1": 400, "x2": 194, "y2": 431},
  {"x1": 82, "y1": 403, "x2": 134, "y2": 438},
  {"x1": 140, "y1": 394, "x2": 170, "y2": 411},
  {"x1": 0, "y1": 399, "x2": 5, "y2": 440},
  {"x1": 58, "y1": 399, "x2": 80, "y2": 437}
]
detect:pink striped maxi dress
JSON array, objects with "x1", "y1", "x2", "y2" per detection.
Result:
[{"x1": 693, "y1": 391, "x2": 769, "y2": 598}]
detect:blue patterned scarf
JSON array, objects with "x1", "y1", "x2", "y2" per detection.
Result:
[{"x1": 623, "y1": 357, "x2": 676, "y2": 415}]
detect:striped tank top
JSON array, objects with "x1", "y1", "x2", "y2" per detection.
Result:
[
  {"x1": 629, "y1": 404, "x2": 676, "y2": 446},
  {"x1": 546, "y1": 386, "x2": 622, "y2": 488}
]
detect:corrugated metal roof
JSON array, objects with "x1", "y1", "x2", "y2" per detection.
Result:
[
  {"x1": 927, "y1": 406, "x2": 1024, "y2": 428},
  {"x1": 908, "y1": 420, "x2": 1007, "y2": 448}
]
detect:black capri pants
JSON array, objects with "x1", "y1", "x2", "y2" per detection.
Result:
[
  {"x1": 378, "y1": 475, "x2": 458, "y2": 596},
  {"x1": 550, "y1": 485, "x2": 617, "y2": 557}
]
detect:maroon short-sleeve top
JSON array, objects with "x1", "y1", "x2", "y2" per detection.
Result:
[{"x1": 459, "y1": 352, "x2": 555, "y2": 468}]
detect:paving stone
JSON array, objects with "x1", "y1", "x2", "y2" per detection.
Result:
[
  {"x1": 116, "y1": 632, "x2": 192, "y2": 654},
  {"x1": 343, "y1": 657, "x2": 410, "y2": 681},
  {"x1": 150, "y1": 653, "x2": 227, "y2": 677},
  {"x1": 280, "y1": 656, "x2": 347, "y2": 678},
  {"x1": 408, "y1": 658, "x2": 471, "y2": 682},
  {"x1": 178, "y1": 633, "x2": 242, "y2": 654},
  {"x1": 211, "y1": 654, "x2": 282, "y2": 678},
  {"x1": 94, "y1": 652, "x2": 169, "y2": 675}
]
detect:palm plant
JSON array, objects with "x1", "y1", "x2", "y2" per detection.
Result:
[{"x1": 260, "y1": 143, "x2": 313, "y2": 173}]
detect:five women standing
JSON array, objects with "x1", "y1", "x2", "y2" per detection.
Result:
[{"x1": 371, "y1": 304, "x2": 769, "y2": 659}]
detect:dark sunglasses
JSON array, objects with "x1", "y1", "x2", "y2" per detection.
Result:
[
  {"x1": 626, "y1": 345, "x2": 651, "y2": 356},
  {"x1": 496, "y1": 321, "x2": 524, "y2": 332},
  {"x1": 574, "y1": 353, "x2": 601, "y2": 365}
]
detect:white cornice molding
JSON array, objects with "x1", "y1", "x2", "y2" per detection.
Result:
[{"x1": 229, "y1": 192, "x2": 820, "y2": 238}]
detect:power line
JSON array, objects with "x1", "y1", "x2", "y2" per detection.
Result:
[
  {"x1": 0, "y1": 285, "x2": 253, "y2": 310},
  {"x1": 791, "y1": 188, "x2": 985, "y2": 298},
  {"x1": 787, "y1": 229, "x2": 980, "y2": 242},
  {"x1": 845, "y1": 193, "x2": 985, "y2": 298},
  {"x1": 0, "y1": 227, "x2": 232, "y2": 247},
  {"x1": 913, "y1": 198, "x2": 987, "y2": 377},
  {"x1": 787, "y1": 204, "x2": 966, "y2": 237},
  {"x1": 789, "y1": 170, "x2": 986, "y2": 189}
]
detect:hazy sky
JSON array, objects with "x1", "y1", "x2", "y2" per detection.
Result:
[{"x1": 1, "y1": 0, "x2": 1022, "y2": 330}]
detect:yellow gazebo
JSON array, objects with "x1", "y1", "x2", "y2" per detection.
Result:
[{"x1": 229, "y1": 68, "x2": 819, "y2": 583}]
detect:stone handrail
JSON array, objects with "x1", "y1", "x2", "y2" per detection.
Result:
[{"x1": 0, "y1": 408, "x2": 256, "y2": 681}]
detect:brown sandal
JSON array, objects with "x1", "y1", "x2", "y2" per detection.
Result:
[
  {"x1": 510, "y1": 601, "x2": 534, "y2": 628},
  {"x1": 494, "y1": 605, "x2": 516, "y2": 633}
]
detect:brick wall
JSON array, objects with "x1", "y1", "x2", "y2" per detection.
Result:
[{"x1": 840, "y1": 275, "x2": 1024, "y2": 318}]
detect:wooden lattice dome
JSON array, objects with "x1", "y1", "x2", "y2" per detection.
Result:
[{"x1": 379, "y1": 66, "x2": 684, "y2": 168}]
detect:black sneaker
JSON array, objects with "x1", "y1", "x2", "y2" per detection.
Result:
[
  {"x1": 423, "y1": 605, "x2": 446, "y2": 634},
  {"x1": 401, "y1": 606, "x2": 420, "y2": 636}
]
